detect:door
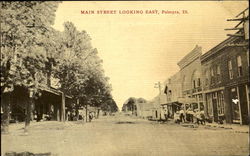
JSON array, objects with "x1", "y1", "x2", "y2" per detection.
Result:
[
  {"x1": 231, "y1": 88, "x2": 240, "y2": 123},
  {"x1": 212, "y1": 92, "x2": 218, "y2": 122}
]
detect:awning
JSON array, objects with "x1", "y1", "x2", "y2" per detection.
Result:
[
  {"x1": 177, "y1": 97, "x2": 196, "y2": 104},
  {"x1": 161, "y1": 102, "x2": 182, "y2": 107},
  {"x1": 39, "y1": 84, "x2": 72, "y2": 99}
]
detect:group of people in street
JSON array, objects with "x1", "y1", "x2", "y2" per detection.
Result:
[
  {"x1": 173, "y1": 106, "x2": 206, "y2": 125},
  {"x1": 67, "y1": 110, "x2": 96, "y2": 122},
  {"x1": 160, "y1": 104, "x2": 206, "y2": 125}
]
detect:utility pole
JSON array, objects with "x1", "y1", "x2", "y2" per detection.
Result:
[
  {"x1": 154, "y1": 81, "x2": 162, "y2": 119},
  {"x1": 225, "y1": 7, "x2": 249, "y2": 43}
]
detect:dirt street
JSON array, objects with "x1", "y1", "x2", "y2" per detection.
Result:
[{"x1": 1, "y1": 114, "x2": 249, "y2": 156}]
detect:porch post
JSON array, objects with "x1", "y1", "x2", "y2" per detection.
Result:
[
  {"x1": 236, "y1": 86, "x2": 242, "y2": 124},
  {"x1": 245, "y1": 84, "x2": 250, "y2": 124},
  {"x1": 61, "y1": 92, "x2": 65, "y2": 122}
]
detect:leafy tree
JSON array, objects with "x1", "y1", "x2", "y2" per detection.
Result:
[
  {"x1": 137, "y1": 98, "x2": 147, "y2": 103},
  {"x1": 122, "y1": 97, "x2": 147, "y2": 113},
  {"x1": 53, "y1": 21, "x2": 116, "y2": 113},
  {"x1": 1, "y1": 2, "x2": 117, "y2": 132},
  {"x1": 1, "y1": 1, "x2": 60, "y2": 133}
]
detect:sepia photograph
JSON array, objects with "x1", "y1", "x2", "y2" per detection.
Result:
[{"x1": 1, "y1": 1, "x2": 249, "y2": 156}]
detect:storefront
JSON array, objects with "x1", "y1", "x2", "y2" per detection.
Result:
[
  {"x1": 226, "y1": 84, "x2": 249, "y2": 125},
  {"x1": 204, "y1": 88, "x2": 225, "y2": 123}
]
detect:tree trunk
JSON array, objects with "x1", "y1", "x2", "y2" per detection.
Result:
[
  {"x1": 2, "y1": 93, "x2": 11, "y2": 134},
  {"x1": 24, "y1": 98, "x2": 32, "y2": 133},
  {"x1": 85, "y1": 104, "x2": 88, "y2": 122},
  {"x1": 97, "y1": 109, "x2": 100, "y2": 119}
]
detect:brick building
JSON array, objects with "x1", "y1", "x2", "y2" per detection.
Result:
[{"x1": 201, "y1": 36, "x2": 249, "y2": 125}]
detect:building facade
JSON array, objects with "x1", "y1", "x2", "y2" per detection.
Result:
[
  {"x1": 201, "y1": 37, "x2": 249, "y2": 125},
  {"x1": 177, "y1": 45, "x2": 204, "y2": 111}
]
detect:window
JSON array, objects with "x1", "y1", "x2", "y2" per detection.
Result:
[
  {"x1": 237, "y1": 56, "x2": 243, "y2": 77},
  {"x1": 216, "y1": 65, "x2": 221, "y2": 83},
  {"x1": 197, "y1": 78, "x2": 201, "y2": 87},
  {"x1": 205, "y1": 70, "x2": 209, "y2": 86},
  {"x1": 217, "y1": 91, "x2": 225, "y2": 115},
  {"x1": 211, "y1": 67, "x2": 215, "y2": 84},
  {"x1": 193, "y1": 80, "x2": 196, "y2": 89},
  {"x1": 228, "y1": 60, "x2": 233, "y2": 79},
  {"x1": 211, "y1": 68, "x2": 214, "y2": 77},
  {"x1": 217, "y1": 65, "x2": 221, "y2": 75}
]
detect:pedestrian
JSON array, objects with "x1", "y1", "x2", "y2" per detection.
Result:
[
  {"x1": 89, "y1": 112, "x2": 93, "y2": 122},
  {"x1": 179, "y1": 108, "x2": 185, "y2": 123},
  {"x1": 174, "y1": 111, "x2": 181, "y2": 124},
  {"x1": 194, "y1": 109, "x2": 199, "y2": 124},
  {"x1": 199, "y1": 110, "x2": 206, "y2": 125},
  {"x1": 164, "y1": 107, "x2": 169, "y2": 121},
  {"x1": 186, "y1": 107, "x2": 194, "y2": 123},
  {"x1": 160, "y1": 107, "x2": 165, "y2": 122}
]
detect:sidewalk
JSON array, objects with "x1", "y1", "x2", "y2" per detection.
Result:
[
  {"x1": 179, "y1": 121, "x2": 249, "y2": 133},
  {"x1": 3, "y1": 120, "x2": 86, "y2": 135},
  {"x1": 205, "y1": 123, "x2": 249, "y2": 133}
]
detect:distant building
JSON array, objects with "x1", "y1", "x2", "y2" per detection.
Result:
[
  {"x1": 162, "y1": 72, "x2": 183, "y2": 118},
  {"x1": 136, "y1": 101, "x2": 154, "y2": 119}
]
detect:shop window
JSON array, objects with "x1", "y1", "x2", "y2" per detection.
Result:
[
  {"x1": 237, "y1": 56, "x2": 243, "y2": 77},
  {"x1": 228, "y1": 60, "x2": 233, "y2": 79},
  {"x1": 217, "y1": 91, "x2": 225, "y2": 115},
  {"x1": 206, "y1": 94, "x2": 213, "y2": 116}
]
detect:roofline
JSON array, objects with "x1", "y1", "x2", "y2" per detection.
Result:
[{"x1": 200, "y1": 37, "x2": 238, "y2": 63}]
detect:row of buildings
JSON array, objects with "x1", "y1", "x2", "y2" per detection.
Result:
[{"x1": 124, "y1": 8, "x2": 249, "y2": 125}]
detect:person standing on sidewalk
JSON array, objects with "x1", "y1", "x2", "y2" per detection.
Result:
[
  {"x1": 164, "y1": 107, "x2": 169, "y2": 121},
  {"x1": 179, "y1": 108, "x2": 185, "y2": 123}
]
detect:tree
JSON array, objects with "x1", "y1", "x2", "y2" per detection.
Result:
[
  {"x1": 122, "y1": 97, "x2": 147, "y2": 114},
  {"x1": 0, "y1": 1, "x2": 60, "y2": 133},
  {"x1": 137, "y1": 98, "x2": 147, "y2": 103},
  {"x1": 54, "y1": 22, "x2": 114, "y2": 112}
]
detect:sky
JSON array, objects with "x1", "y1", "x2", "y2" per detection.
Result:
[{"x1": 52, "y1": 1, "x2": 248, "y2": 109}]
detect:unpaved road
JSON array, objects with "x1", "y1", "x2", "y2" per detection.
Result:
[{"x1": 1, "y1": 114, "x2": 249, "y2": 156}]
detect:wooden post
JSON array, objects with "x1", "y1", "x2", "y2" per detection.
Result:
[
  {"x1": 24, "y1": 96, "x2": 32, "y2": 133},
  {"x1": 61, "y1": 92, "x2": 65, "y2": 122},
  {"x1": 76, "y1": 98, "x2": 79, "y2": 120},
  {"x1": 246, "y1": 85, "x2": 250, "y2": 124},
  {"x1": 2, "y1": 93, "x2": 11, "y2": 134},
  {"x1": 236, "y1": 86, "x2": 242, "y2": 125},
  {"x1": 85, "y1": 104, "x2": 88, "y2": 122}
]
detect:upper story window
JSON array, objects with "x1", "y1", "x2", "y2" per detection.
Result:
[
  {"x1": 193, "y1": 80, "x2": 196, "y2": 89},
  {"x1": 205, "y1": 70, "x2": 209, "y2": 86},
  {"x1": 197, "y1": 78, "x2": 201, "y2": 87},
  {"x1": 211, "y1": 67, "x2": 214, "y2": 77},
  {"x1": 216, "y1": 65, "x2": 221, "y2": 75},
  {"x1": 237, "y1": 56, "x2": 243, "y2": 77},
  {"x1": 228, "y1": 60, "x2": 233, "y2": 79},
  {"x1": 210, "y1": 67, "x2": 215, "y2": 84},
  {"x1": 191, "y1": 70, "x2": 201, "y2": 89},
  {"x1": 216, "y1": 65, "x2": 221, "y2": 83}
]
